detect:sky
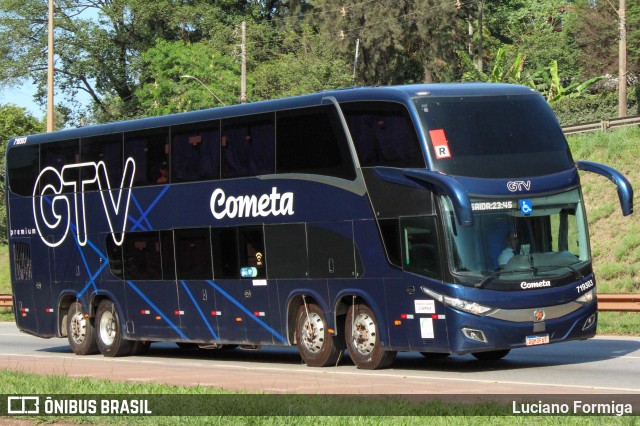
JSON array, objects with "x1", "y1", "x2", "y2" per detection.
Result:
[{"x1": 0, "y1": 83, "x2": 45, "y2": 120}]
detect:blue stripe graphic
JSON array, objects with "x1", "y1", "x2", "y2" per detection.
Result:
[
  {"x1": 206, "y1": 280, "x2": 287, "y2": 343},
  {"x1": 180, "y1": 281, "x2": 219, "y2": 340},
  {"x1": 129, "y1": 186, "x2": 170, "y2": 231},
  {"x1": 127, "y1": 281, "x2": 188, "y2": 340}
]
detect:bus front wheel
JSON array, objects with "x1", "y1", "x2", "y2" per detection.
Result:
[
  {"x1": 295, "y1": 303, "x2": 344, "y2": 367},
  {"x1": 95, "y1": 300, "x2": 133, "y2": 357},
  {"x1": 66, "y1": 302, "x2": 99, "y2": 355},
  {"x1": 345, "y1": 303, "x2": 396, "y2": 369}
]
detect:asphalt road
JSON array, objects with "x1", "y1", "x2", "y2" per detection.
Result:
[{"x1": 1, "y1": 322, "x2": 639, "y2": 395}]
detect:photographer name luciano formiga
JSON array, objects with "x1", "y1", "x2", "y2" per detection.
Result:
[{"x1": 512, "y1": 400, "x2": 634, "y2": 416}]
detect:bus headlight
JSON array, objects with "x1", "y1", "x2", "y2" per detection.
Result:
[
  {"x1": 576, "y1": 288, "x2": 596, "y2": 305},
  {"x1": 421, "y1": 287, "x2": 496, "y2": 316}
]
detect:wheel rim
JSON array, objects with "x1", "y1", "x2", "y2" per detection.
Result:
[
  {"x1": 70, "y1": 311, "x2": 87, "y2": 344},
  {"x1": 99, "y1": 310, "x2": 117, "y2": 346},
  {"x1": 350, "y1": 312, "x2": 377, "y2": 356},
  {"x1": 300, "y1": 312, "x2": 325, "y2": 354}
]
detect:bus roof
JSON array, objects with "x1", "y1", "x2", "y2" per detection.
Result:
[{"x1": 7, "y1": 83, "x2": 537, "y2": 147}]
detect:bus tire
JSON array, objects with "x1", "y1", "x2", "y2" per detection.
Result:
[
  {"x1": 95, "y1": 300, "x2": 133, "y2": 357},
  {"x1": 295, "y1": 303, "x2": 344, "y2": 367},
  {"x1": 471, "y1": 349, "x2": 510, "y2": 361},
  {"x1": 345, "y1": 303, "x2": 396, "y2": 369},
  {"x1": 66, "y1": 302, "x2": 99, "y2": 355}
]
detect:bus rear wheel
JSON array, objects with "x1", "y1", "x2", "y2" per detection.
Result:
[
  {"x1": 295, "y1": 303, "x2": 344, "y2": 367},
  {"x1": 345, "y1": 303, "x2": 396, "y2": 369},
  {"x1": 471, "y1": 349, "x2": 510, "y2": 361},
  {"x1": 95, "y1": 300, "x2": 133, "y2": 357},
  {"x1": 66, "y1": 302, "x2": 99, "y2": 355}
]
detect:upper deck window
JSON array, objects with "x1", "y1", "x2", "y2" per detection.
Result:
[
  {"x1": 124, "y1": 127, "x2": 170, "y2": 186},
  {"x1": 222, "y1": 113, "x2": 275, "y2": 179},
  {"x1": 341, "y1": 102, "x2": 424, "y2": 168},
  {"x1": 415, "y1": 93, "x2": 574, "y2": 178},
  {"x1": 276, "y1": 105, "x2": 356, "y2": 180},
  {"x1": 7, "y1": 145, "x2": 39, "y2": 196},
  {"x1": 81, "y1": 133, "x2": 123, "y2": 192},
  {"x1": 172, "y1": 121, "x2": 220, "y2": 182}
]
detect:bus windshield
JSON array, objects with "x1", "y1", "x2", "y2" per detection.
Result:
[
  {"x1": 414, "y1": 93, "x2": 574, "y2": 178},
  {"x1": 441, "y1": 189, "x2": 591, "y2": 285}
]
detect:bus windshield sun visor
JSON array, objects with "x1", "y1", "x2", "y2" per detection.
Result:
[
  {"x1": 403, "y1": 169, "x2": 473, "y2": 227},
  {"x1": 576, "y1": 160, "x2": 634, "y2": 216}
]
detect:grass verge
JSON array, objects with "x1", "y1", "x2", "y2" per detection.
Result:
[{"x1": 0, "y1": 370, "x2": 635, "y2": 424}]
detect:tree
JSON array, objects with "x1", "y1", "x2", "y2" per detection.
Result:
[
  {"x1": 135, "y1": 40, "x2": 239, "y2": 115},
  {"x1": 311, "y1": 0, "x2": 467, "y2": 85},
  {"x1": 251, "y1": 24, "x2": 353, "y2": 99},
  {"x1": 0, "y1": 0, "x2": 261, "y2": 123},
  {"x1": 484, "y1": 0, "x2": 580, "y2": 78},
  {"x1": 0, "y1": 104, "x2": 44, "y2": 243}
]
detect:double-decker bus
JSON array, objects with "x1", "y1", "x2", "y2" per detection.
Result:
[{"x1": 5, "y1": 84, "x2": 633, "y2": 369}]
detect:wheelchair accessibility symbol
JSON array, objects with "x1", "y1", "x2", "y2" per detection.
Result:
[{"x1": 520, "y1": 199, "x2": 533, "y2": 216}]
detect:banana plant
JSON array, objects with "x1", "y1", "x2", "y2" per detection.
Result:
[{"x1": 541, "y1": 60, "x2": 603, "y2": 103}]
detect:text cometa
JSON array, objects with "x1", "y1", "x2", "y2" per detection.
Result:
[{"x1": 210, "y1": 187, "x2": 295, "y2": 219}]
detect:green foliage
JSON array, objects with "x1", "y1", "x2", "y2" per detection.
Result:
[
  {"x1": 0, "y1": 0, "x2": 638, "y2": 125},
  {"x1": 135, "y1": 40, "x2": 240, "y2": 115},
  {"x1": 251, "y1": 24, "x2": 353, "y2": 100},
  {"x1": 459, "y1": 48, "x2": 535, "y2": 86},
  {"x1": 539, "y1": 61, "x2": 603, "y2": 104},
  {"x1": 0, "y1": 244, "x2": 9, "y2": 294},
  {"x1": 485, "y1": 0, "x2": 581, "y2": 78}
]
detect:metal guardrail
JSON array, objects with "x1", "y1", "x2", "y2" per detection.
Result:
[
  {"x1": 597, "y1": 294, "x2": 640, "y2": 312},
  {"x1": 0, "y1": 294, "x2": 12, "y2": 311},
  {"x1": 562, "y1": 115, "x2": 640, "y2": 135},
  {"x1": 0, "y1": 294, "x2": 637, "y2": 313}
]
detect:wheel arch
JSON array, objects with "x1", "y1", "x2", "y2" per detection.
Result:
[
  {"x1": 285, "y1": 289, "x2": 332, "y2": 346},
  {"x1": 334, "y1": 289, "x2": 390, "y2": 347}
]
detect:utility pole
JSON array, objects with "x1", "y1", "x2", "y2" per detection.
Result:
[
  {"x1": 47, "y1": 0, "x2": 55, "y2": 132},
  {"x1": 240, "y1": 21, "x2": 247, "y2": 104},
  {"x1": 352, "y1": 38, "x2": 360, "y2": 84},
  {"x1": 619, "y1": 0, "x2": 627, "y2": 117},
  {"x1": 476, "y1": 0, "x2": 484, "y2": 73}
]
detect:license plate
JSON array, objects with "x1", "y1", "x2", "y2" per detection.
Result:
[{"x1": 525, "y1": 334, "x2": 550, "y2": 346}]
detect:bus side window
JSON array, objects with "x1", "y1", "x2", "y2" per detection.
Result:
[
  {"x1": 276, "y1": 105, "x2": 356, "y2": 180},
  {"x1": 401, "y1": 216, "x2": 441, "y2": 280},
  {"x1": 238, "y1": 226, "x2": 266, "y2": 279},
  {"x1": 105, "y1": 236, "x2": 124, "y2": 280},
  {"x1": 378, "y1": 219, "x2": 402, "y2": 268},
  {"x1": 342, "y1": 102, "x2": 424, "y2": 168},
  {"x1": 40, "y1": 139, "x2": 80, "y2": 193},
  {"x1": 175, "y1": 228, "x2": 213, "y2": 280},
  {"x1": 122, "y1": 232, "x2": 163, "y2": 280},
  {"x1": 172, "y1": 122, "x2": 220, "y2": 182},
  {"x1": 80, "y1": 133, "x2": 123, "y2": 192},
  {"x1": 124, "y1": 128, "x2": 169, "y2": 186},
  {"x1": 222, "y1": 114, "x2": 275, "y2": 179},
  {"x1": 7, "y1": 145, "x2": 40, "y2": 196},
  {"x1": 212, "y1": 227, "x2": 239, "y2": 279}
]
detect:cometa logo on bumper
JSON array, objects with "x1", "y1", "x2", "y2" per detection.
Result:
[
  {"x1": 210, "y1": 187, "x2": 294, "y2": 219},
  {"x1": 521, "y1": 280, "x2": 552, "y2": 289}
]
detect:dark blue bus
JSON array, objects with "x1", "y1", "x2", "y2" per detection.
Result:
[{"x1": 5, "y1": 84, "x2": 633, "y2": 369}]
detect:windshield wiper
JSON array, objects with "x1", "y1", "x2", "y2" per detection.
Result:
[
  {"x1": 475, "y1": 267, "x2": 537, "y2": 289},
  {"x1": 536, "y1": 264, "x2": 585, "y2": 280}
]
